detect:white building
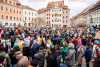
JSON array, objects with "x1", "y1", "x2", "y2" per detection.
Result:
[
  {"x1": 71, "y1": 1, "x2": 100, "y2": 27},
  {"x1": 22, "y1": 5, "x2": 38, "y2": 27}
]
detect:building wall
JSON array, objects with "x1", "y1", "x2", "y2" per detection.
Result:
[
  {"x1": 0, "y1": 0, "x2": 22, "y2": 27},
  {"x1": 86, "y1": 8, "x2": 100, "y2": 26},
  {"x1": 48, "y1": 8, "x2": 69, "y2": 28},
  {"x1": 22, "y1": 8, "x2": 37, "y2": 27},
  {"x1": 38, "y1": 1, "x2": 70, "y2": 29},
  {"x1": 71, "y1": 1, "x2": 100, "y2": 27}
]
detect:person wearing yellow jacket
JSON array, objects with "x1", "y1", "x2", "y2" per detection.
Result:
[{"x1": 19, "y1": 39, "x2": 24, "y2": 49}]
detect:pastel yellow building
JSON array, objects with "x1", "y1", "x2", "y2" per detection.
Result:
[{"x1": 0, "y1": 0, "x2": 22, "y2": 27}]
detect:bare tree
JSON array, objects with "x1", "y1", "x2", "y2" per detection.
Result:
[{"x1": 32, "y1": 17, "x2": 47, "y2": 29}]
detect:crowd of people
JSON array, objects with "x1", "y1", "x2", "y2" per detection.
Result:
[{"x1": 0, "y1": 26, "x2": 100, "y2": 67}]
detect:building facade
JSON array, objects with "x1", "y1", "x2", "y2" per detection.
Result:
[
  {"x1": 86, "y1": 1, "x2": 100, "y2": 27},
  {"x1": 22, "y1": 5, "x2": 37, "y2": 27},
  {"x1": 38, "y1": 1, "x2": 70, "y2": 29},
  {"x1": 71, "y1": 1, "x2": 100, "y2": 27},
  {"x1": 0, "y1": 0, "x2": 22, "y2": 27}
]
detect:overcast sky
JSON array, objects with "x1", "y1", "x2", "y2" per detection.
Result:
[{"x1": 19, "y1": 0, "x2": 97, "y2": 17}]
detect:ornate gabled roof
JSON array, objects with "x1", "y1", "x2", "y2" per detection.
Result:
[{"x1": 47, "y1": 1, "x2": 65, "y2": 8}]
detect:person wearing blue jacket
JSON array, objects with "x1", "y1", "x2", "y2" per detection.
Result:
[{"x1": 84, "y1": 45, "x2": 92, "y2": 67}]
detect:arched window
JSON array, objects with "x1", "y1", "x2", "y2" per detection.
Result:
[
  {"x1": 5, "y1": 23, "x2": 8, "y2": 26},
  {"x1": 6, "y1": 16, "x2": 8, "y2": 19},
  {"x1": 10, "y1": 16, "x2": 12, "y2": 20},
  {"x1": 2, "y1": 15, "x2": 4, "y2": 19},
  {"x1": 1, "y1": 6, "x2": 3, "y2": 10},
  {"x1": 13, "y1": 23, "x2": 16, "y2": 26}
]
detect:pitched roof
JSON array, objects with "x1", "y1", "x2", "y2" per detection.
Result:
[
  {"x1": 22, "y1": 5, "x2": 37, "y2": 11},
  {"x1": 38, "y1": 8, "x2": 48, "y2": 14},
  {"x1": 72, "y1": 1, "x2": 100, "y2": 20},
  {"x1": 47, "y1": 1, "x2": 65, "y2": 8}
]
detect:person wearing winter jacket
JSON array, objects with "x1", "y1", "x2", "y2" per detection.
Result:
[
  {"x1": 14, "y1": 49, "x2": 29, "y2": 67},
  {"x1": 84, "y1": 45, "x2": 92, "y2": 67},
  {"x1": 0, "y1": 44, "x2": 11, "y2": 67}
]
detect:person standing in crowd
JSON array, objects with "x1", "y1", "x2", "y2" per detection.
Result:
[
  {"x1": 72, "y1": 37, "x2": 79, "y2": 62},
  {"x1": 0, "y1": 28, "x2": 4, "y2": 39},
  {"x1": 77, "y1": 45, "x2": 84, "y2": 67},
  {"x1": 14, "y1": 49, "x2": 29, "y2": 67},
  {"x1": 23, "y1": 35, "x2": 31, "y2": 57},
  {"x1": 47, "y1": 48, "x2": 58, "y2": 67},
  {"x1": 84, "y1": 45, "x2": 92, "y2": 67},
  {"x1": 0, "y1": 43, "x2": 11, "y2": 67},
  {"x1": 92, "y1": 45, "x2": 100, "y2": 67},
  {"x1": 61, "y1": 40, "x2": 69, "y2": 63},
  {"x1": 65, "y1": 39, "x2": 75, "y2": 67}
]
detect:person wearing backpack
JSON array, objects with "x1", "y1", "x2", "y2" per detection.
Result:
[
  {"x1": 84, "y1": 45, "x2": 92, "y2": 67},
  {"x1": 61, "y1": 40, "x2": 69, "y2": 63}
]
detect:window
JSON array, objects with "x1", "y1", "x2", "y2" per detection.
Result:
[
  {"x1": 20, "y1": 18, "x2": 21, "y2": 21},
  {"x1": 63, "y1": 16, "x2": 64, "y2": 19},
  {"x1": 32, "y1": 18, "x2": 34, "y2": 21},
  {"x1": 25, "y1": 11, "x2": 26, "y2": 14},
  {"x1": 28, "y1": 23, "x2": 31, "y2": 26},
  {"x1": 9, "y1": 1, "x2": 12, "y2": 4},
  {"x1": 10, "y1": 9, "x2": 12, "y2": 12},
  {"x1": 14, "y1": 9, "x2": 15, "y2": 13},
  {"x1": 6, "y1": 8, "x2": 8, "y2": 11},
  {"x1": 19, "y1": 11, "x2": 21, "y2": 14},
  {"x1": 14, "y1": 2, "x2": 16, "y2": 6},
  {"x1": 66, "y1": 20, "x2": 67, "y2": 23},
  {"x1": 29, "y1": 17, "x2": 30, "y2": 20},
  {"x1": 14, "y1": 17, "x2": 15, "y2": 20},
  {"x1": 5, "y1": 23, "x2": 8, "y2": 26},
  {"x1": 1, "y1": 15, "x2": 3, "y2": 19},
  {"x1": 52, "y1": 20, "x2": 53, "y2": 22},
  {"x1": 52, "y1": 15, "x2": 53, "y2": 17},
  {"x1": 29, "y1": 12, "x2": 30, "y2": 15},
  {"x1": 10, "y1": 16, "x2": 12, "y2": 20},
  {"x1": 25, "y1": 17, "x2": 26, "y2": 20},
  {"x1": 17, "y1": 17, "x2": 18, "y2": 20},
  {"x1": 63, "y1": 20, "x2": 64, "y2": 23},
  {"x1": 1, "y1": 6, "x2": 3, "y2": 10},
  {"x1": 6, "y1": 16, "x2": 8, "y2": 19},
  {"x1": 52, "y1": 24, "x2": 53, "y2": 27},
  {"x1": 17, "y1": 10, "x2": 18, "y2": 13},
  {"x1": 13, "y1": 23, "x2": 16, "y2": 26},
  {"x1": 1, "y1": 0, "x2": 4, "y2": 2},
  {"x1": 47, "y1": 21, "x2": 50, "y2": 24},
  {"x1": 10, "y1": 23, "x2": 12, "y2": 26}
]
